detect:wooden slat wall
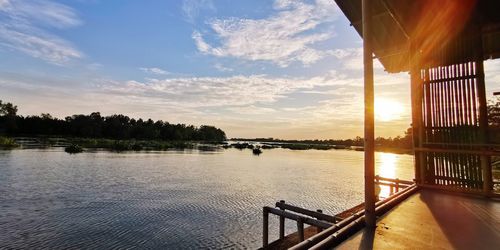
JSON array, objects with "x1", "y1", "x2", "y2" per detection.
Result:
[{"x1": 420, "y1": 59, "x2": 484, "y2": 190}]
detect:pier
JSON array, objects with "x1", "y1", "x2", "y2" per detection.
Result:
[{"x1": 262, "y1": 0, "x2": 500, "y2": 248}]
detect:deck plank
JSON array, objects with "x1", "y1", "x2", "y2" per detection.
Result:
[{"x1": 337, "y1": 189, "x2": 500, "y2": 250}]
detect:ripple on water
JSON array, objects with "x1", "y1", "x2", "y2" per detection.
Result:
[{"x1": 0, "y1": 148, "x2": 414, "y2": 249}]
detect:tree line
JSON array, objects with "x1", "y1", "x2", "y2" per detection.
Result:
[
  {"x1": 0, "y1": 100, "x2": 226, "y2": 142},
  {"x1": 1, "y1": 97, "x2": 498, "y2": 145},
  {"x1": 233, "y1": 128, "x2": 413, "y2": 149}
]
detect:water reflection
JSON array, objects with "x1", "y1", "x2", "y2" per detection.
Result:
[
  {"x1": 378, "y1": 153, "x2": 396, "y2": 198},
  {"x1": 0, "y1": 149, "x2": 413, "y2": 249}
]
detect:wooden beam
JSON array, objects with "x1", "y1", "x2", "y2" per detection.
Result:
[
  {"x1": 275, "y1": 201, "x2": 336, "y2": 223},
  {"x1": 362, "y1": 0, "x2": 376, "y2": 228},
  {"x1": 414, "y1": 147, "x2": 500, "y2": 156},
  {"x1": 380, "y1": 0, "x2": 410, "y2": 39},
  {"x1": 264, "y1": 207, "x2": 333, "y2": 229}
]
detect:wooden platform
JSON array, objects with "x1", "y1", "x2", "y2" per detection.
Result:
[{"x1": 337, "y1": 189, "x2": 500, "y2": 250}]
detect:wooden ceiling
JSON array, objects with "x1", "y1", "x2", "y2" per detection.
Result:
[{"x1": 334, "y1": 0, "x2": 500, "y2": 73}]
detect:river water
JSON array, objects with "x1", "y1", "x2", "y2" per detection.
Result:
[{"x1": 0, "y1": 148, "x2": 413, "y2": 249}]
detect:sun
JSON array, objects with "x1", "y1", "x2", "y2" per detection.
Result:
[{"x1": 375, "y1": 98, "x2": 404, "y2": 122}]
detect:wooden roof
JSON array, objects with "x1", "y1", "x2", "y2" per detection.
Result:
[{"x1": 334, "y1": 0, "x2": 500, "y2": 73}]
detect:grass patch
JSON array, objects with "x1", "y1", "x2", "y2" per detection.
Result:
[
  {"x1": 0, "y1": 136, "x2": 19, "y2": 149},
  {"x1": 66, "y1": 138, "x2": 195, "y2": 151}
]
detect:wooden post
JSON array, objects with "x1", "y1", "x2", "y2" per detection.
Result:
[
  {"x1": 395, "y1": 178, "x2": 400, "y2": 192},
  {"x1": 279, "y1": 200, "x2": 285, "y2": 240},
  {"x1": 316, "y1": 209, "x2": 323, "y2": 233},
  {"x1": 474, "y1": 29, "x2": 492, "y2": 195},
  {"x1": 424, "y1": 68, "x2": 432, "y2": 184},
  {"x1": 476, "y1": 57, "x2": 492, "y2": 195},
  {"x1": 362, "y1": 0, "x2": 376, "y2": 228},
  {"x1": 263, "y1": 207, "x2": 269, "y2": 248},
  {"x1": 297, "y1": 218, "x2": 305, "y2": 242},
  {"x1": 410, "y1": 40, "x2": 425, "y2": 186}
]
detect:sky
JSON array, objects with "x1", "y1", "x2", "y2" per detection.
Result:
[{"x1": 0, "y1": 0, "x2": 499, "y2": 139}]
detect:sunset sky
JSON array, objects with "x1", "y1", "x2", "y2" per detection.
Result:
[{"x1": 1, "y1": 0, "x2": 499, "y2": 139}]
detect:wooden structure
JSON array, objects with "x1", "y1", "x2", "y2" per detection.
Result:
[
  {"x1": 261, "y1": 177, "x2": 413, "y2": 249},
  {"x1": 261, "y1": 1, "x2": 500, "y2": 248},
  {"x1": 334, "y1": 0, "x2": 500, "y2": 219},
  {"x1": 262, "y1": 201, "x2": 336, "y2": 248}
]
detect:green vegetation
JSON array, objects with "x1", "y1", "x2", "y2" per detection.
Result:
[
  {"x1": 232, "y1": 130, "x2": 413, "y2": 154},
  {"x1": 252, "y1": 147, "x2": 262, "y2": 155},
  {"x1": 66, "y1": 138, "x2": 194, "y2": 151},
  {"x1": 261, "y1": 144, "x2": 276, "y2": 149},
  {"x1": 231, "y1": 142, "x2": 251, "y2": 150},
  {"x1": 488, "y1": 97, "x2": 500, "y2": 143},
  {"x1": 0, "y1": 136, "x2": 18, "y2": 149},
  {"x1": 0, "y1": 100, "x2": 227, "y2": 145},
  {"x1": 65, "y1": 144, "x2": 83, "y2": 154}
]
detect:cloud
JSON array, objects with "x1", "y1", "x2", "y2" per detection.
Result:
[
  {"x1": 139, "y1": 67, "x2": 170, "y2": 75},
  {"x1": 214, "y1": 63, "x2": 233, "y2": 72},
  {"x1": 0, "y1": 67, "x2": 415, "y2": 139},
  {"x1": 192, "y1": 0, "x2": 339, "y2": 67},
  {"x1": 0, "y1": 0, "x2": 82, "y2": 64},
  {"x1": 182, "y1": 0, "x2": 215, "y2": 23},
  {"x1": 227, "y1": 105, "x2": 276, "y2": 115},
  {"x1": 98, "y1": 75, "x2": 334, "y2": 108}
]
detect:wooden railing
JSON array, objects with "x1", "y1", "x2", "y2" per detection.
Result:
[
  {"x1": 414, "y1": 144, "x2": 499, "y2": 195},
  {"x1": 262, "y1": 177, "x2": 415, "y2": 248},
  {"x1": 262, "y1": 201, "x2": 336, "y2": 248},
  {"x1": 290, "y1": 183, "x2": 418, "y2": 250},
  {"x1": 375, "y1": 175, "x2": 413, "y2": 196}
]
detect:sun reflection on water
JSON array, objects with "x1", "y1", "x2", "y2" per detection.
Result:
[{"x1": 377, "y1": 153, "x2": 398, "y2": 198}]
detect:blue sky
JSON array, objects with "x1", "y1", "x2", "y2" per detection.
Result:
[{"x1": 1, "y1": 0, "x2": 499, "y2": 139}]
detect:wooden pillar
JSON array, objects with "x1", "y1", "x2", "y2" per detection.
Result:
[
  {"x1": 279, "y1": 200, "x2": 285, "y2": 240},
  {"x1": 474, "y1": 29, "x2": 492, "y2": 195},
  {"x1": 316, "y1": 209, "x2": 323, "y2": 233},
  {"x1": 263, "y1": 207, "x2": 269, "y2": 248},
  {"x1": 362, "y1": 0, "x2": 376, "y2": 228},
  {"x1": 476, "y1": 57, "x2": 492, "y2": 195},
  {"x1": 410, "y1": 41, "x2": 425, "y2": 185},
  {"x1": 423, "y1": 68, "x2": 433, "y2": 184},
  {"x1": 297, "y1": 218, "x2": 305, "y2": 242}
]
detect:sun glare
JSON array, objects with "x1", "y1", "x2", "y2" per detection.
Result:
[{"x1": 375, "y1": 99, "x2": 404, "y2": 122}]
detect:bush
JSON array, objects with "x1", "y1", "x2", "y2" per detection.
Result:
[
  {"x1": 65, "y1": 144, "x2": 83, "y2": 154},
  {"x1": 0, "y1": 136, "x2": 18, "y2": 148}
]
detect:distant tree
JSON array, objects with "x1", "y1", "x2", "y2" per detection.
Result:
[
  {"x1": 0, "y1": 100, "x2": 227, "y2": 142},
  {"x1": 0, "y1": 100, "x2": 18, "y2": 116},
  {"x1": 488, "y1": 97, "x2": 500, "y2": 143},
  {"x1": 0, "y1": 100, "x2": 18, "y2": 133},
  {"x1": 488, "y1": 97, "x2": 500, "y2": 127},
  {"x1": 41, "y1": 113, "x2": 53, "y2": 120}
]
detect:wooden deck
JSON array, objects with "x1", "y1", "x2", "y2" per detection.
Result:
[{"x1": 337, "y1": 189, "x2": 500, "y2": 250}]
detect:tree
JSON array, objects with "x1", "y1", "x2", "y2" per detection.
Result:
[
  {"x1": 0, "y1": 100, "x2": 18, "y2": 116},
  {"x1": 488, "y1": 97, "x2": 500, "y2": 143},
  {"x1": 488, "y1": 97, "x2": 500, "y2": 127}
]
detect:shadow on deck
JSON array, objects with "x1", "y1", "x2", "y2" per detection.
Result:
[{"x1": 337, "y1": 189, "x2": 500, "y2": 249}]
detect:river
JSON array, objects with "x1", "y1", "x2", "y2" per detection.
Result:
[{"x1": 0, "y1": 148, "x2": 413, "y2": 249}]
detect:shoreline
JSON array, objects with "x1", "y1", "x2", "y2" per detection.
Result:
[{"x1": 1, "y1": 136, "x2": 413, "y2": 155}]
